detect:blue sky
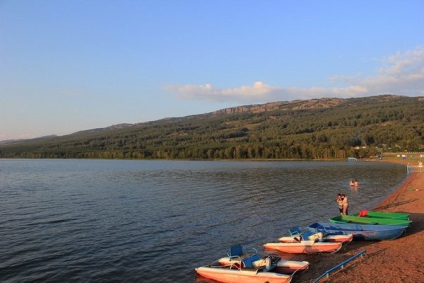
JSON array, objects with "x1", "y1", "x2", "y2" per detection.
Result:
[{"x1": 1, "y1": 1, "x2": 424, "y2": 141}]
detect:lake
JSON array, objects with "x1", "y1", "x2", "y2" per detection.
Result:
[{"x1": 0, "y1": 159, "x2": 406, "y2": 282}]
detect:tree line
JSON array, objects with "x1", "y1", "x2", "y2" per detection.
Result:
[{"x1": 1, "y1": 95, "x2": 423, "y2": 160}]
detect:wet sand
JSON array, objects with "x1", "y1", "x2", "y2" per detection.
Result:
[{"x1": 294, "y1": 169, "x2": 424, "y2": 282}]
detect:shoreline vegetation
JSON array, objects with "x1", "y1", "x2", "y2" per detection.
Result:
[{"x1": 295, "y1": 160, "x2": 424, "y2": 283}]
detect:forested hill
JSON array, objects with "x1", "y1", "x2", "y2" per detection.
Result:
[{"x1": 1, "y1": 95, "x2": 423, "y2": 160}]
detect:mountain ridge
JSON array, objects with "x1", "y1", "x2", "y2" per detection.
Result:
[{"x1": 1, "y1": 95, "x2": 423, "y2": 160}]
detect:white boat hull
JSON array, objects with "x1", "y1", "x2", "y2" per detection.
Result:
[
  {"x1": 196, "y1": 266, "x2": 294, "y2": 283},
  {"x1": 279, "y1": 233, "x2": 353, "y2": 243},
  {"x1": 217, "y1": 256, "x2": 309, "y2": 274},
  {"x1": 264, "y1": 241, "x2": 342, "y2": 254}
]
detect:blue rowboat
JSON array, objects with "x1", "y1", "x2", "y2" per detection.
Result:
[{"x1": 308, "y1": 222, "x2": 408, "y2": 241}]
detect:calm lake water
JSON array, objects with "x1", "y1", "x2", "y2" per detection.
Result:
[{"x1": 0, "y1": 159, "x2": 406, "y2": 282}]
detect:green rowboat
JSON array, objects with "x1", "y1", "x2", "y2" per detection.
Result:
[
  {"x1": 330, "y1": 215, "x2": 412, "y2": 226},
  {"x1": 352, "y1": 210, "x2": 410, "y2": 220}
]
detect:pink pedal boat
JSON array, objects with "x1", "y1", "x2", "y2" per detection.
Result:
[
  {"x1": 263, "y1": 241, "x2": 342, "y2": 254},
  {"x1": 195, "y1": 245, "x2": 309, "y2": 283},
  {"x1": 196, "y1": 254, "x2": 297, "y2": 283},
  {"x1": 218, "y1": 254, "x2": 309, "y2": 274},
  {"x1": 278, "y1": 231, "x2": 353, "y2": 244}
]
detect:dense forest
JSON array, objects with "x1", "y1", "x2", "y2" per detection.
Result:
[{"x1": 1, "y1": 95, "x2": 423, "y2": 160}]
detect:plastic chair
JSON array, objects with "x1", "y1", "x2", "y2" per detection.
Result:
[
  {"x1": 300, "y1": 230, "x2": 314, "y2": 240},
  {"x1": 227, "y1": 245, "x2": 257, "y2": 261},
  {"x1": 227, "y1": 245, "x2": 243, "y2": 261},
  {"x1": 289, "y1": 226, "x2": 302, "y2": 236},
  {"x1": 242, "y1": 254, "x2": 261, "y2": 269}
]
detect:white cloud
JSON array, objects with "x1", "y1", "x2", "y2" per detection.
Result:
[
  {"x1": 164, "y1": 81, "x2": 277, "y2": 102},
  {"x1": 361, "y1": 47, "x2": 424, "y2": 95},
  {"x1": 165, "y1": 47, "x2": 424, "y2": 103}
]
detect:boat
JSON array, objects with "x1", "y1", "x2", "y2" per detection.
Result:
[
  {"x1": 279, "y1": 232, "x2": 352, "y2": 243},
  {"x1": 329, "y1": 215, "x2": 412, "y2": 226},
  {"x1": 352, "y1": 210, "x2": 410, "y2": 220},
  {"x1": 218, "y1": 254, "x2": 309, "y2": 274},
  {"x1": 263, "y1": 241, "x2": 342, "y2": 254},
  {"x1": 217, "y1": 245, "x2": 309, "y2": 274},
  {"x1": 279, "y1": 228, "x2": 353, "y2": 243},
  {"x1": 309, "y1": 222, "x2": 408, "y2": 241},
  {"x1": 195, "y1": 254, "x2": 296, "y2": 283}
]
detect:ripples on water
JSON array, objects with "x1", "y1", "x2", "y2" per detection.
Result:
[{"x1": 0, "y1": 159, "x2": 406, "y2": 282}]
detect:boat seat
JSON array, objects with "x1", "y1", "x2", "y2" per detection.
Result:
[
  {"x1": 242, "y1": 254, "x2": 261, "y2": 269},
  {"x1": 289, "y1": 226, "x2": 302, "y2": 236},
  {"x1": 300, "y1": 230, "x2": 314, "y2": 240},
  {"x1": 227, "y1": 245, "x2": 257, "y2": 261},
  {"x1": 228, "y1": 245, "x2": 243, "y2": 260}
]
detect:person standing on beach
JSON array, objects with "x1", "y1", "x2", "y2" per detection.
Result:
[
  {"x1": 336, "y1": 193, "x2": 343, "y2": 215},
  {"x1": 341, "y1": 193, "x2": 349, "y2": 215}
]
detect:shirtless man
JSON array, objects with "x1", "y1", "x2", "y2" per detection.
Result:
[
  {"x1": 341, "y1": 194, "x2": 349, "y2": 215},
  {"x1": 336, "y1": 193, "x2": 343, "y2": 215}
]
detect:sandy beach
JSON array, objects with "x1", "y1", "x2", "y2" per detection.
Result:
[{"x1": 294, "y1": 168, "x2": 424, "y2": 282}]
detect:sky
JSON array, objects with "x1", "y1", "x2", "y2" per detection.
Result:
[{"x1": 1, "y1": 1, "x2": 424, "y2": 141}]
